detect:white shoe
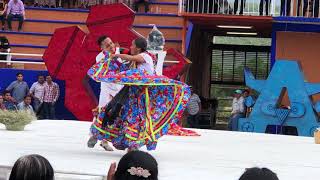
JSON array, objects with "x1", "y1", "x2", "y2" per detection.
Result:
[
  {"x1": 87, "y1": 136, "x2": 97, "y2": 148},
  {"x1": 100, "y1": 141, "x2": 114, "y2": 151}
]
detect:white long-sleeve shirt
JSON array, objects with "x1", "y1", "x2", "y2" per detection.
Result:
[
  {"x1": 231, "y1": 96, "x2": 245, "y2": 114},
  {"x1": 96, "y1": 51, "x2": 123, "y2": 107}
]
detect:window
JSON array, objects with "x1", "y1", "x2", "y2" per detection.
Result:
[{"x1": 211, "y1": 44, "x2": 271, "y2": 85}]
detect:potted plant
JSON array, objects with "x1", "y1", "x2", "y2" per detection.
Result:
[{"x1": 0, "y1": 110, "x2": 36, "y2": 131}]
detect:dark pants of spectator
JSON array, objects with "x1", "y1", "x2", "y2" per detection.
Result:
[
  {"x1": 187, "y1": 114, "x2": 200, "y2": 128},
  {"x1": 315, "y1": 0, "x2": 320, "y2": 17},
  {"x1": 33, "y1": 99, "x2": 44, "y2": 119},
  {"x1": 259, "y1": 0, "x2": 270, "y2": 16},
  {"x1": 0, "y1": 15, "x2": 5, "y2": 29},
  {"x1": 234, "y1": 0, "x2": 246, "y2": 15},
  {"x1": 43, "y1": 102, "x2": 56, "y2": 119},
  {"x1": 228, "y1": 113, "x2": 245, "y2": 131},
  {"x1": 134, "y1": 0, "x2": 149, "y2": 13},
  {"x1": 7, "y1": 14, "x2": 24, "y2": 31},
  {"x1": 297, "y1": 0, "x2": 319, "y2": 17},
  {"x1": 297, "y1": 0, "x2": 308, "y2": 16},
  {"x1": 281, "y1": 0, "x2": 291, "y2": 16}
]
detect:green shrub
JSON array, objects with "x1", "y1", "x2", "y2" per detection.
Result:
[{"x1": 0, "y1": 110, "x2": 36, "y2": 131}]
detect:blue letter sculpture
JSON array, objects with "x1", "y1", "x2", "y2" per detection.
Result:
[{"x1": 238, "y1": 60, "x2": 320, "y2": 136}]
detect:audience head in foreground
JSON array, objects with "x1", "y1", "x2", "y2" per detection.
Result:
[
  {"x1": 239, "y1": 167, "x2": 279, "y2": 180},
  {"x1": 107, "y1": 150, "x2": 158, "y2": 180},
  {"x1": 9, "y1": 154, "x2": 54, "y2": 180}
]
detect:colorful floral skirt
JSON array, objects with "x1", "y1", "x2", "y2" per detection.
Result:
[{"x1": 88, "y1": 54, "x2": 199, "y2": 150}]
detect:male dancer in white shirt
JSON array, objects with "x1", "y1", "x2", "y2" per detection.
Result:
[{"x1": 87, "y1": 35, "x2": 124, "y2": 151}]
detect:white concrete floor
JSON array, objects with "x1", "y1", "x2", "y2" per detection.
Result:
[{"x1": 1, "y1": 120, "x2": 320, "y2": 180}]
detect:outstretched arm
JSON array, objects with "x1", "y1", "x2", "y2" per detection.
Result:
[{"x1": 113, "y1": 54, "x2": 145, "y2": 63}]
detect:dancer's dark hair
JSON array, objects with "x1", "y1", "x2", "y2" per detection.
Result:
[
  {"x1": 114, "y1": 150, "x2": 158, "y2": 180},
  {"x1": 9, "y1": 154, "x2": 54, "y2": 180},
  {"x1": 134, "y1": 37, "x2": 147, "y2": 53},
  {"x1": 97, "y1": 35, "x2": 108, "y2": 46},
  {"x1": 239, "y1": 167, "x2": 279, "y2": 180}
]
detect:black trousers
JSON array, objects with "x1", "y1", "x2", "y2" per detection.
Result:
[
  {"x1": 297, "y1": 0, "x2": 308, "y2": 16},
  {"x1": 259, "y1": 0, "x2": 270, "y2": 16},
  {"x1": 43, "y1": 102, "x2": 56, "y2": 119},
  {"x1": 315, "y1": 0, "x2": 320, "y2": 17},
  {"x1": 297, "y1": 0, "x2": 320, "y2": 17},
  {"x1": 281, "y1": 0, "x2": 291, "y2": 16},
  {"x1": 0, "y1": 15, "x2": 5, "y2": 28},
  {"x1": 102, "y1": 86, "x2": 129, "y2": 127},
  {"x1": 187, "y1": 114, "x2": 200, "y2": 128},
  {"x1": 7, "y1": 14, "x2": 24, "y2": 30},
  {"x1": 234, "y1": 0, "x2": 246, "y2": 15}
]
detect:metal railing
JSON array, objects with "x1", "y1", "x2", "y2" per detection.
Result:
[
  {"x1": 0, "y1": 52, "x2": 44, "y2": 66},
  {"x1": 179, "y1": 0, "x2": 320, "y2": 18}
]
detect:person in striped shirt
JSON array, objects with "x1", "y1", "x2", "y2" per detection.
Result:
[
  {"x1": 186, "y1": 87, "x2": 201, "y2": 128},
  {"x1": 42, "y1": 75, "x2": 59, "y2": 119}
]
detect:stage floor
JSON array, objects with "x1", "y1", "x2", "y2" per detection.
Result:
[{"x1": 1, "y1": 120, "x2": 320, "y2": 180}]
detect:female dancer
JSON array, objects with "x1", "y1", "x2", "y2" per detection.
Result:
[{"x1": 88, "y1": 37, "x2": 197, "y2": 151}]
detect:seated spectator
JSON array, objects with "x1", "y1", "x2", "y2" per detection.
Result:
[
  {"x1": 17, "y1": 95, "x2": 35, "y2": 115},
  {"x1": 228, "y1": 89, "x2": 245, "y2": 131},
  {"x1": 186, "y1": 87, "x2": 201, "y2": 128},
  {"x1": 242, "y1": 89, "x2": 255, "y2": 117},
  {"x1": 0, "y1": 0, "x2": 8, "y2": 30},
  {"x1": 9, "y1": 154, "x2": 54, "y2": 180},
  {"x1": 239, "y1": 167, "x2": 279, "y2": 180},
  {"x1": 107, "y1": 150, "x2": 158, "y2": 180},
  {"x1": 6, "y1": 0, "x2": 25, "y2": 31},
  {"x1": 133, "y1": 0, "x2": 149, "y2": 13},
  {"x1": 0, "y1": 94, "x2": 6, "y2": 110},
  {"x1": 3, "y1": 90, "x2": 17, "y2": 110},
  {"x1": 6, "y1": 72, "x2": 29, "y2": 103}
]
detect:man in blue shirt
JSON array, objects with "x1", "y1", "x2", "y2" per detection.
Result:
[
  {"x1": 3, "y1": 90, "x2": 17, "y2": 110},
  {"x1": 17, "y1": 95, "x2": 34, "y2": 115},
  {"x1": 6, "y1": 72, "x2": 29, "y2": 103}
]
